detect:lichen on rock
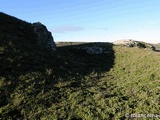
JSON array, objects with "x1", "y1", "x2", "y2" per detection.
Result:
[{"x1": 32, "y1": 22, "x2": 56, "y2": 51}]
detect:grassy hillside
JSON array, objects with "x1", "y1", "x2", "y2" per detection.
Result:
[{"x1": 0, "y1": 13, "x2": 160, "y2": 120}]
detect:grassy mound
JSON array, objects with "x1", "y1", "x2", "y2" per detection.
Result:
[{"x1": 0, "y1": 12, "x2": 160, "y2": 120}]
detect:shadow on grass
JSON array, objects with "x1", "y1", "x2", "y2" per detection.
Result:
[
  {"x1": 54, "y1": 43, "x2": 115, "y2": 83},
  {"x1": 1, "y1": 41, "x2": 115, "y2": 119},
  {"x1": 155, "y1": 50, "x2": 160, "y2": 52}
]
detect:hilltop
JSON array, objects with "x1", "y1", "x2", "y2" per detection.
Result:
[{"x1": 0, "y1": 13, "x2": 160, "y2": 120}]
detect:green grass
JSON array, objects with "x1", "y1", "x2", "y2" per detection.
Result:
[{"x1": 0, "y1": 12, "x2": 160, "y2": 120}]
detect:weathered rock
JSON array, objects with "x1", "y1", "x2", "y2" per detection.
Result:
[
  {"x1": 113, "y1": 39, "x2": 155, "y2": 50},
  {"x1": 86, "y1": 46, "x2": 103, "y2": 54},
  {"x1": 32, "y1": 22, "x2": 56, "y2": 51},
  {"x1": 74, "y1": 45, "x2": 107, "y2": 54},
  {"x1": 113, "y1": 39, "x2": 135, "y2": 46}
]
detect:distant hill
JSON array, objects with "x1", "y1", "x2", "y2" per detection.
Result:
[{"x1": 0, "y1": 13, "x2": 160, "y2": 119}]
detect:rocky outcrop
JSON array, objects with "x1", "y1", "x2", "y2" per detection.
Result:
[
  {"x1": 113, "y1": 39, "x2": 155, "y2": 50},
  {"x1": 74, "y1": 43, "x2": 112, "y2": 54},
  {"x1": 32, "y1": 22, "x2": 56, "y2": 51},
  {"x1": 86, "y1": 46, "x2": 103, "y2": 54},
  {"x1": 113, "y1": 39, "x2": 136, "y2": 46},
  {"x1": 77, "y1": 46, "x2": 105, "y2": 54}
]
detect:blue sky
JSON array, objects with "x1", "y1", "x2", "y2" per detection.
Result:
[{"x1": 1, "y1": 0, "x2": 160, "y2": 43}]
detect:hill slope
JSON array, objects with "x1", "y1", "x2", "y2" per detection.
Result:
[{"x1": 0, "y1": 13, "x2": 160, "y2": 119}]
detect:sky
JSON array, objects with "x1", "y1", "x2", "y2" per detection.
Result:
[{"x1": 1, "y1": 0, "x2": 160, "y2": 43}]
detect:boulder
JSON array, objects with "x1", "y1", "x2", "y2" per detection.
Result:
[{"x1": 32, "y1": 22, "x2": 56, "y2": 51}]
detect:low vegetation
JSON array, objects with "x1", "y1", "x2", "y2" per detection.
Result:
[{"x1": 0, "y1": 12, "x2": 160, "y2": 120}]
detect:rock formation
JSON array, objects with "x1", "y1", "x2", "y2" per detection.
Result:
[
  {"x1": 32, "y1": 22, "x2": 56, "y2": 51},
  {"x1": 113, "y1": 39, "x2": 155, "y2": 50},
  {"x1": 86, "y1": 46, "x2": 103, "y2": 54},
  {"x1": 74, "y1": 44, "x2": 111, "y2": 54}
]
